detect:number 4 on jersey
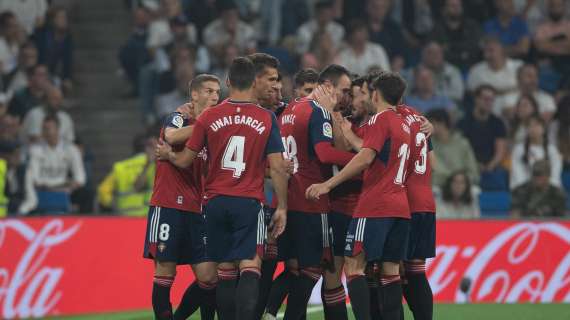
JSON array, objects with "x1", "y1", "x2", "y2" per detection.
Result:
[{"x1": 222, "y1": 136, "x2": 246, "y2": 178}]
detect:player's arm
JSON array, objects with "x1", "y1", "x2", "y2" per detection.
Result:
[
  {"x1": 306, "y1": 148, "x2": 376, "y2": 200},
  {"x1": 164, "y1": 126, "x2": 194, "y2": 145},
  {"x1": 156, "y1": 142, "x2": 198, "y2": 168},
  {"x1": 309, "y1": 104, "x2": 354, "y2": 166},
  {"x1": 266, "y1": 114, "x2": 288, "y2": 238},
  {"x1": 339, "y1": 117, "x2": 363, "y2": 151}
]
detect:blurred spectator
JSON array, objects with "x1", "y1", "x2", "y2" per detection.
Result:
[
  {"x1": 0, "y1": 95, "x2": 21, "y2": 145},
  {"x1": 336, "y1": 20, "x2": 390, "y2": 76},
  {"x1": 0, "y1": 11, "x2": 26, "y2": 76},
  {"x1": 411, "y1": 41, "x2": 464, "y2": 102},
  {"x1": 510, "y1": 116, "x2": 561, "y2": 189},
  {"x1": 301, "y1": 31, "x2": 338, "y2": 71},
  {"x1": 147, "y1": 0, "x2": 197, "y2": 51},
  {"x1": 427, "y1": 108, "x2": 479, "y2": 187},
  {"x1": 0, "y1": 141, "x2": 33, "y2": 215},
  {"x1": 33, "y1": 7, "x2": 74, "y2": 92},
  {"x1": 293, "y1": 68, "x2": 318, "y2": 99},
  {"x1": 296, "y1": 0, "x2": 345, "y2": 55},
  {"x1": 398, "y1": 0, "x2": 434, "y2": 44},
  {"x1": 4, "y1": 42, "x2": 38, "y2": 96},
  {"x1": 72, "y1": 138, "x2": 95, "y2": 213},
  {"x1": 8, "y1": 64, "x2": 50, "y2": 120},
  {"x1": 467, "y1": 36, "x2": 523, "y2": 96},
  {"x1": 365, "y1": 0, "x2": 407, "y2": 62},
  {"x1": 404, "y1": 66, "x2": 456, "y2": 115},
  {"x1": 462, "y1": 0, "x2": 496, "y2": 23},
  {"x1": 513, "y1": 0, "x2": 547, "y2": 33},
  {"x1": 21, "y1": 86, "x2": 74, "y2": 144},
  {"x1": 550, "y1": 95, "x2": 570, "y2": 168},
  {"x1": 494, "y1": 63, "x2": 557, "y2": 122},
  {"x1": 164, "y1": 16, "x2": 208, "y2": 72},
  {"x1": 483, "y1": 0, "x2": 530, "y2": 58},
  {"x1": 156, "y1": 63, "x2": 193, "y2": 118},
  {"x1": 0, "y1": 0, "x2": 47, "y2": 34},
  {"x1": 430, "y1": 0, "x2": 483, "y2": 72},
  {"x1": 511, "y1": 159, "x2": 567, "y2": 218},
  {"x1": 509, "y1": 94, "x2": 541, "y2": 144},
  {"x1": 97, "y1": 133, "x2": 156, "y2": 215},
  {"x1": 203, "y1": 1, "x2": 256, "y2": 60},
  {"x1": 184, "y1": 0, "x2": 218, "y2": 42},
  {"x1": 211, "y1": 43, "x2": 238, "y2": 97},
  {"x1": 533, "y1": 0, "x2": 570, "y2": 85},
  {"x1": 119, "y1": 7, "x2": 152, "y2": 95},
  {"x1": 458, "y1": 85, "x2": 507, "y2": 172},
  {"x1": 436, "y1": 171, "x2": 481, "y2": 219},
  {"x1": 279, "y1": 0, "x2": 310, "y2": 39},
  {"x1": 20, "y1": 115, "x2": 85, "y2": 214}
]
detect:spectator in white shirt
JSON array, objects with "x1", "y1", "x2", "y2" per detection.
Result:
[
  {"x1": 203, "y1": 1, "x2": 256, "y2": 61},
  {"x1": 21, "y1": 86, "x2": 74, "y2": 144},
  {"x1": 20, "y1": 114, "x2": 85, "y2": 214},
  {"x1": 494, "y1": 63, "x2": 557, "y2": 122},
  {"x1": 156, "y1": 63, "x2": 193, "y2": 118},
  {"x1": 408, "y1": 41, "x2": 465, "y2": 103},
  {"x1": 5, "y1": 42, "x2": 38, "y2": 97},
  {"x1": 467, "y1": 36, "x2": 523, "y2": 96},
  {"x1": 0, "y1": 12, "x2": 26, "y2": 76},
  {"x1": 296, "y1": 0, "x2": 345, "y2": 55},
  {"x1": 336, "y1": 20, "x2": 390, "y2": 76},
  {"x1": 0, "y1": 0, "x2": 47, "y2": 35},
  {"x1": 510, "y1": 115, "x2": 562, "y2": 189},
  {"x1": 146, "y1": 0, "x2": 197, "y2": 51}
]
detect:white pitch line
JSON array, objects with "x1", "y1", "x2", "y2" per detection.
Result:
[{"x1": 276, "y1": 305, "x2": 325, "y2": 319}]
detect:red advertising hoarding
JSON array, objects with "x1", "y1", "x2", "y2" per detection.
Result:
[{"x1": 0, "y1": 217, "x2": 569, "y2": 318}]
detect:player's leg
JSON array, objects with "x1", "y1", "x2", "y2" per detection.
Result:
[
  {"x1": 217, "y1": 262, "x2": 239, "y2": 320},
  {"x1": 143, "y1": 206, "x2": 180, "y2": 320},
  {"x1": 403, "y1": 213, "x2": 436, "y2": 320},
  {"x1": 343, "y1": 217, "x2": 372, "y2": 320},
  {"x1": 284, "y1": 212, "x2": 329, "y2": 320},
  {"x1": 255, "y1": 207, "x2": 280, "y2": 320},
  {"x1": 264, "y1": 259, "x2": 298, "y2": 319},
  {"x1": 378, "y1": 218, "x2": 411, "y2": 320},
  {"x1": 365, "y1": 263, "x2": 381, "y2": 320}
]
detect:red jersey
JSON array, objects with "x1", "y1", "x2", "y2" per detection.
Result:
[
  {"x1": 276, "y1": 97, "x2": 334, "y2": 213},
  {"x1": 186, "y1": 100, "x2": 283, "y2": 202},
  {"x1": 330, "y1": 122, "x2": 368, "y2": 216},
  {"x1": 150, "y1": 112, "x2": 204, "y2": 213},
  {"x1": 397, "y1": 105, "x2": 436, "y2": 213},
  {"x1": 354, "y1": 109, "x2": 411, "y2": 219}
]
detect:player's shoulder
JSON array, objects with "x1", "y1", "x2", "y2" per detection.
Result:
[
  {"x1": 368, "y1": 108, "x2": 398, "y2": 125},
  {"x1": 308, "y1": 99, "x2": 332, "y2": 120},
  {"x1": 397, "y1": 104, "x2": 420, "y2": 117},
  {"x1": 164, "y1": 111, "x2": 188, "y2": 129}
]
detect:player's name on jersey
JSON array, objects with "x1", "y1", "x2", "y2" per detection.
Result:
[
  {"x1": 209, "y1": 115, "x2": 267, "y2": 134},
  {"x1": 403, "y1": 113, "x2": 422, "y2": 126},
  {"x1": 281, "y1": 114, "x2": 296, "y2": 125}
]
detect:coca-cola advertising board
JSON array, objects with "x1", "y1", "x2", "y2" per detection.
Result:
[{"x1": 1, "y1": 217, "x2": 569, "y2": 318}]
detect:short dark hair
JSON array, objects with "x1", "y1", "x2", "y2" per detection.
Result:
[
  {"x1": 189, "y1": 74, "x2": 220, "y2": 93},
  {"x1": 0, "y1": 11, "x2": 15, "y2": 28},
  {"x1": 247, "y1": 53, "x2": 280, "y2": 76},
  {"x1": 351, "y1": 75, "x2": 367, "y2": 88},
  {"x1": 442, "y1": 171, "x2": 473, "y2": 204},
  {"x1": 346, "y1": 19, "x2": 367, "y2": 37},
  {"x1": 474, "y1": 84, "x2": 496, "y2": 97},
  {"x1": 228, "y1": 57, "x2": 256, "y2": 90},
  {"x1": 517, "y1": 63, "x2": 538, "y2": 78},
  {"x1": 318, "y1": 64, "x2": 350, "y2": 85},
  {"x1": 43, "y1": 113, "x2": 60, "y2": 127},
  {"x1": 371, "y1": 71, "x2": 407, "y2": 105},
  {"x1": 294, "y1": 68, "x2": 319, "y2": 88},
  {"x1": 425, "y1": 108, "x2": 451, "y2": 129},
  {"x1": 26, "y1": 64, "x2": 47, "y2": 78}
]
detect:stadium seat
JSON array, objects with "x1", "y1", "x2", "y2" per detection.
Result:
[
  {"x1": 480, "y1": 169, "x2": 509, "y2": 191},
  {"x1": 479, "y1": 191, "x2": 511, "y2": 217},
  {"x1": 35, "y1": 191, "x2": 72, "y2": 214}
]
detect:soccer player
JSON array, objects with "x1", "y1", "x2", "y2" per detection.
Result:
[
  {"x1": 157, "y1": 57, "x2": 289, "y2": 320},
  {"x1": 275, "y1": 64, "x2": 355, "y2": 320},
  {"x1": 293, "y1": 68, "x2": 319, "y2": 98},
  {"x1": 306, "y1": 71, "x2": 411, "y2": 320},
  {"x1": 143, "y1": 74, "x2": 221, "y2": 320},
  {"x1": 396, "y1": 103, "x2": 436, "y2": 320}
]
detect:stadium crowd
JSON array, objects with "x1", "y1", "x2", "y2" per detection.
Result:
[{"x1": 1, "y1": 0, "x2": 570, "y2": 218}]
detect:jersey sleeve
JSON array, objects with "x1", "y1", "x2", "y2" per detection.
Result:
[
  {"x1": 164, "y1": 112, "x2": 187, "y2": 129},
  {"x1": 362, "y1": 114, "x2": 389, "y2": 153},
  {"x1": 308, "y1": 102, "x2": 333, "y2": 146},
  {"x1": 265, "y1": 113, "x2": 285, "y2": 155},
  {"x1": 186, "y1": 119, "x2": 207, "y2": 152}
]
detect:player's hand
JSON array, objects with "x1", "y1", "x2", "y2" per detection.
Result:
[
  {"x1": 339, "y1": 117, "x2": 353, "y2": 135},
  {"x1": 155, "y1": 139, "x2": 172, "y2": 161},
  {"x1": 176, "y1": 102, "x2": 193, "y2": 119},
  {"x1": 305, "y1": 183, "x2": 331, "y2": 200},
  {"x1": 313, "y1": 85, "x2": 337, "y2": 112},
  {"x1": 269, "y1": 208, "x2": 287, "y2": 238},
  {"x1": 284, "y1": 159, "x2": 295, "y2": 175},
  {"x1": 419, "y1": 116, "x2": 433, "y2": 137}
]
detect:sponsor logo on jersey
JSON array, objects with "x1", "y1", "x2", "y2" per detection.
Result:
[{"x1": 323, "y1": 122, "x2": 333, "y2": 138}]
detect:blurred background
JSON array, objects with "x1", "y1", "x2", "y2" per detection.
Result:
[{"x1": 0, "y1": 0, "x2": 570, "y2": 318}]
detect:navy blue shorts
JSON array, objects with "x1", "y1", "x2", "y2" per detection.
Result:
[
  {"x1": 329, "y1": 211, "x2": 352, "y2": 257},
  {"x1": 203, "y1": 195, "x2": 265, "y2": 263},
  {"x1": 280, "y1": 211, "x2": 333, "y2": 269},
  {"x1": 143, "y1": 206, "x2": 208, "y2": 265},
  {"x1": 407, "y1": 212, "x2": 436, "y2": 260},
  {"x1": 345, "y1": 217, "x2": 410, "y2": 262}
]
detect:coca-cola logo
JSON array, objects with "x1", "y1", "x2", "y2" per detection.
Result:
[
  {"x1": 427, "y1": 222, "x2": 570, "y2": 303},
  {"x1": 0, "y1": 219, "x2": 81, "y2": 319}
]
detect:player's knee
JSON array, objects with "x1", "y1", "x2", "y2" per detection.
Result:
[
  {"x1": 323, "y1": 269, "x2": 342, "y2": 289},
  {"x1": 155, "y1": 261, "x2": 176, "y2": 277},
  {"x1": 344, "y1": 255, "x2": 366, "y2": 276},
  {"x1": 381, "y1": 261, "x2": 401, "y2": 276},
  {"x1": 194, "y1": 262, "x2": 218, "y2": 283}
]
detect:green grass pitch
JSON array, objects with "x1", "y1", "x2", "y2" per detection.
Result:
[{"x1": 51, "y1": 303, "x2": 570, "y2": 320}]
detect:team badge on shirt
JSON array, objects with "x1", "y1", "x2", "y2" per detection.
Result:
[
  {"x1": 158, "y1": 243, "x2": 166, "y2": 252},
  {"x1": 323, "y1": 122, "x2": 333, "y2": 138},
  {"x1": 172, "y1": 115, "x2": 184, "y2": 128}
]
